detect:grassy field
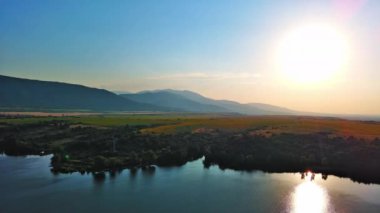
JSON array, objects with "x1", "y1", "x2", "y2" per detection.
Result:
[
  {"x1": 141, "y1": 116, "x2": 380, "y2": 140},
  {"x1": 1, "y1": 113, "x2": 380, "y2": 140}
]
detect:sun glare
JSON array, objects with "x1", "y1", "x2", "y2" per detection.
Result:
[
  {"x1": 292, "y1": 181, "x2": 330, "y2": 213},
  {"x1": 276, "y1": 23, "x2": 350, "y2": 84}
]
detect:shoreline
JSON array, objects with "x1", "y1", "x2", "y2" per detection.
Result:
[
  {"x1": 2, "y1": 153, "x2": 379, "y2": 185},
  {"x1": 1, "y1": 117, "x2": 380, "y2": 185}
]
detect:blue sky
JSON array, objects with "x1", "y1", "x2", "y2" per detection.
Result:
[{"x1": 1, "y1": 0, "x2": 380, "y2": 114}]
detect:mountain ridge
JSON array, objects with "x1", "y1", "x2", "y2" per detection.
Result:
[
  {"x1": 121, "y1": 89, "x2": 295, "y2": 115},
  {"x1": 0, "y1": 74, "x2": 296, "y2": 115},
  {"x1": 0, "y1": 75, "x2": 163, "y2": 111}
]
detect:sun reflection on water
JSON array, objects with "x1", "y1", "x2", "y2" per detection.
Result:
[{"x1": 291, "y1": 174, "x2": 331, "y2": 213}]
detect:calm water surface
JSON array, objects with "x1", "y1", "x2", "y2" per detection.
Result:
[{"x1": 1, "y1": 154, "x2": 380, "y2": 213}]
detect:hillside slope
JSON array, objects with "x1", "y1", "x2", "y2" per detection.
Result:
[
  {"x1": 122, "y1": 89, "x2": 294, "y2": 115},
  {"x1": 121, "y1": 91, "x2": 229, "y2": 113},
  {"x1": 0, "y1": 75, "x2": 161, "y2": 111}
]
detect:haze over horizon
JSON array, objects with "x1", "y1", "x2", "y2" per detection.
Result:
[{"x1": 1, "y1": 0, "x2": 380, "y2": 115}]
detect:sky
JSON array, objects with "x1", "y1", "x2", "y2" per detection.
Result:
[{"x1": 1, "y1": 0, "x2": 380, "y2": 115}]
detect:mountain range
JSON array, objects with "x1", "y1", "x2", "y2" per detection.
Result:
[
  {"x1": 0, "y1": 75, "x2": 159, "y2": 111},
  {"x1": 121, "y1": 89, "x2": 295, "y2": 115},
  {"x1": 0, "y1": 74, "x2": 295, "y2": 115}
]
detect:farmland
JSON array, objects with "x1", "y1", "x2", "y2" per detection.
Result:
[{"x1": 1, "y1": 113, "x2": 379, "y2": 139}]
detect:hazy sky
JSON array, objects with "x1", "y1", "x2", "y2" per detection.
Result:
[{"x1": 1, "y1": 0, "x2": 379, "y2": 115}]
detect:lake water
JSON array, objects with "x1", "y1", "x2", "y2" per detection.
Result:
[{"x1": 1, "y1": 155, "x2": 380, "y2": 213}]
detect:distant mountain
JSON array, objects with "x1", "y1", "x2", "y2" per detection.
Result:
[
  {"x1": 247, "y1": 103, "x2": 295, "y2": 114},
  {"x1": 0, "y1": 75, "x2": 297, "y2": 114},
  {"x1": 162, "y1": 89, "x2": 297, "y2": 115},
  {"x1": 121, "y1": 91, "x2": 229, "y2": 113},
  {"x1": 0, "y1": 75, "x2": 162, "y2": 111},
  {"x1": 121, "y1": 89, "x2": 295, "y2": 115}
]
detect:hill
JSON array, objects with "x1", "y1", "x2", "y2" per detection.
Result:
[
  {"x1": 121, "y1": 91, "x2": 229, "y2": 113},
  {"x1": 122, "y1": 89, "x2": 295, "y2": 115},
  {"x1": 0, "y1": 75, "x2": 161, "y2": 111},
  {"x1": 0, "y1": 75, "x2": 296, "y2": 115}
]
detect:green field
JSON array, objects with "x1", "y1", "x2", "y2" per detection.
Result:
[{"x1": 1, "y1": 113, "x2": 380, "y2": 140}]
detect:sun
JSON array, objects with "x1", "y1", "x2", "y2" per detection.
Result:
[{"x1": 276, "y1": 23, "x2": 350, "y2": 84}]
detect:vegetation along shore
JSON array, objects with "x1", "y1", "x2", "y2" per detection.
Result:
[{"x1": 1, "y1": 114, "x2": 380, "y2": 184}]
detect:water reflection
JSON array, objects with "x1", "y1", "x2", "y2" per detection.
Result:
[
  {"x1": 141, "y1": 165, "x2": 156, "y2": 178},
  {"x1": 92, "y1": 172, "x2": 106, "y2": 185},
  {"x1": 2, "y1": 156, "x2": 380, "y2": 212},
  {"x1": 291, "y1": 173, "x2": 331, "y2": 213},
  {"x1": 109, "y1": 169, "x2": 122, "y2": 180}
]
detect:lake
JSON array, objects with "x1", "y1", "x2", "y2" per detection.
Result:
[{"x1": 1, "y1": 154, "x2": 380, "y2": 212}]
